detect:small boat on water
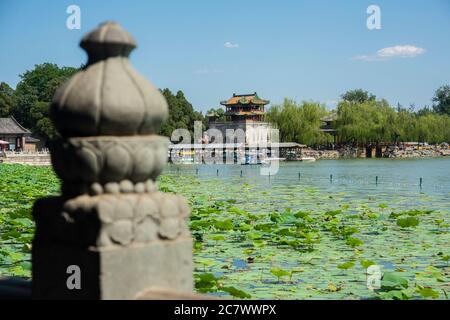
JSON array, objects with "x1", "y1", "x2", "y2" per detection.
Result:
[
  {"x1": 299, "y1": 156, "x2": 316, "y2": 162},
  {"x1": 241, "y1": 155, "x2": 263, "y2": 165},
  {"x1": 178, "y1": 157, "x2": 195, "y2": 164}
]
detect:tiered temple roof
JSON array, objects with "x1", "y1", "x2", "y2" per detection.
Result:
[{"x1": 220, "y1": 93, "x2": 269, "y2": 106}]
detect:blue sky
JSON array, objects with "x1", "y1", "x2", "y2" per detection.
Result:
[{"x1": 0, "y1": 0, "x2": 449, "y2": 113}]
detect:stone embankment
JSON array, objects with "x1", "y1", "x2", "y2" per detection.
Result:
[
  {"x1": 383, "y1": 146, "x2": 450, "y2": 158},
  {"x1": 301, "y1": 146, "x2": 365, "y2": 159},
  {"x1": 0, "y1": 152, "x2": 51, "y2": 166},
  {"x1": 301, "y1": 145, "x2": 450, "y2": 160},
  {"x1": 301, "y1": 149, "x2": 340, "y2": 159}
]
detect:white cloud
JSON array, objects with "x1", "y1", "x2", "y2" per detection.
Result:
[
  {"x1": 377, "y1": 45, "x2": 426, "y2": 58},
  {"x1": 224, "y1": 41, "x2": 239, "y2": 49},
  {"x1": 354, "y1": 45, "x2": 426, "y2": 61}
]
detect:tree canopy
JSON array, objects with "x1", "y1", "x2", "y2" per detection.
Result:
[
  {"x1": 336, "y1": 99, "x2": 397, "y2": 144},
  {"x1": 341, "y1": 89, "x2": 376, "y2": 104},
  {"x1": 0, "y1": 82, "x2": 15, "y2": 117},
  {"x1": 206, "y1": 107, "x2": 226, "y2": 123},
  {"x1": 336, "y1": 95, "x2": 450, "y2": 145},
  {"x1": 11, "y1": 63, "x2": 79, "y2": 143},
  {"x1": 432, "y1": 84, "x2": 450, "y2": 116},
  {"x1": 159, "y1": 89, "x2": 205, "y2": 139},
  {"x1": 266, "y1": 99, "x2": 332, "y2": 146},
  {"x1": 267, "y1": 89, "x2": 450, "y2": 146},
  {"x1": 4, "y1": 64, "x2": 206, "y2": 144}
]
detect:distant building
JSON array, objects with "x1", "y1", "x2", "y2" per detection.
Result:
[
  {"x1": 24, "y1": 136, "x2": 41, "y2": 152},
  {"x1": 320, "y1": 113, "x2": 337, "y2": 147},
  {"x1": 0, "y1": 117, "x2": 40, "y2": 151},
  {"x1": 208, "y1": 93, "x2": 274, "y2": 146}
]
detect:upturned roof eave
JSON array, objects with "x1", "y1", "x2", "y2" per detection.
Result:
[
  {"x1": 10, "y1": 116, "x2": 31, "y2": 134},
  {"x1": 0, "y1": 117, "x2": 32, "y2": 135}
]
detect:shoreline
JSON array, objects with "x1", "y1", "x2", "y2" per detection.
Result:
[
  {"x1": 301, "y1": 146, "x2": 450, "y2": 160},
  {"x1": 1, "y1": 147, "x2": 449, "y2": 167}
]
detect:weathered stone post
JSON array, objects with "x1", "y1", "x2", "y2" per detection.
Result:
[{"x1": 31, "y1": 22, "x2": 193, "y2": 299}]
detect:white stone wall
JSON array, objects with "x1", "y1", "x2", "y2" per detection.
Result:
[
  {"x1": 209, "y1": 121, "x2": 273, "y2": 146},
  {"x1": 245, "y1": 122, "x2": 272, "y2": 146}
]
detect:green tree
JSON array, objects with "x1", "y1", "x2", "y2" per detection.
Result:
[
  {"x1": 0, "y1": 82, "x2": 15, "y2": 117},
  {"x1": 206, "y1": 108, "x2": 226, "y2": 124},
  {"x1": 394, "y1": 108, "x2": 418, "y2": 142},
  {"x1": 432, "y1": 85, "x2": 450, "y2": 115},
  {"x1": 31, "y1": 101, "x2": 58, "y2": 140},
  {"x1": 415, "y1": 113, "x2": 450, "y2": 144},
  {"x1": 159, "y1": 89, "x2": 205, "y2": 140},
  {"x1": 266, "y1": 99, "x2": 331, "y2": 146},
  {"x1": 336, "y1": 95, "x2": 450, "y2": 145},
  {"x1": 336, "y1": 99, "x2": 397, "y2": 145},
  {"x1": 341, "y1": 89, "x2": 376, "y2": 104},
  {"x1": 12, "y1": 63, "x2": 79, "y2": 143},
  {"x1": 12, "y1": 83, "x2": 38, "y2": 129}
]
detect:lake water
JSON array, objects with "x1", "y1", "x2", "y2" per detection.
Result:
[
  {"x1": 168, "y1": 158, "x2": 450, "y2": 228},
  {"x1": 162, "y1": 158, "x2": 450, "y2": 299},
  {"x1": 165, "y1": 158, "x2": 450, "y2": 205}
]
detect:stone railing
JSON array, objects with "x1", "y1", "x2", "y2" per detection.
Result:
[{"x1": 1, "y1": 151, "x2": 51, "y2": 166}]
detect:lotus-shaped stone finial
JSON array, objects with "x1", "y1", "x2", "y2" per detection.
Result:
[
  {"x1": 51, "y1": 21, "x2": 168, "y2": 137},
  {"x1": 49, "y1": 22, "x2": 170, "y2": 195}
]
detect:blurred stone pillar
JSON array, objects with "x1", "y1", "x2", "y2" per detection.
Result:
[{"x1": 31, "y1": 22, "x2": 193, "y2": 299}]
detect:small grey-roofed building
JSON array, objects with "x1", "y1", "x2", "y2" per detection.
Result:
[
  {"x1": 0, "y1": 117, "x2": 31, "y2": 151},
  {"x1": 24, "y1": 136, "x2": 42, "y2": 152}
]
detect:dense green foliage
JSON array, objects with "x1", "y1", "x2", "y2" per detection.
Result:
[
  {"x1": 0, "y1": 82, "x2": 15, "y2": 117},
  {"x1": 266, "y1": 88, "x2": 450, "y2": 146},
  {"x1": 336, "y1": 99, "x2": 394, "y2": 144},
  {"x1": 206, "y1": 107, "x2": 227, "y2": 123},
  {"x1": 341, "y1": 89, "x2": 376, "y2": 104},
  {"x1": 2, "y1": 64, "x2": 207, "y2": 144},
  {"x1": 0, "y1": 165, "x2": 59, "y2": 277},
  {"x1": 432, "y1": 85, "x2": 450, "y2": 116},
  {"x1": 336, "y1": 99, "x2": 450, "y2": 145},
  {"x1": 159, "y1": 89, "x2": 206, "y2": 139},
  {"x1": 11, "y1": 63, "x2": 79, "y2": 143},
  {"x1": 266, "y1": 99, "x2": 332, "y2": 146}
]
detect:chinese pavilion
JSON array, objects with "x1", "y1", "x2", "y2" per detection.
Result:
[
  {"x1": 220, "y1": 93, "x2": 269, "y2": 122},
  {"x1": 208, "y1": 93, "x2": 273, "y2": 146}
]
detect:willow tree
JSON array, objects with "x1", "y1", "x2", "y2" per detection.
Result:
[
  {"x1": 394, "y1": 109, "x2": 418, "y2": 142},
  {"x1": 415, "y1": 113, "x2": 450, "y2": 144},
  {"x1": 335, "y1": 99, "x2": 397, "y2": 145},
  {"x1": 266, "y1": 99, "x2": 331, "y2": 146}
]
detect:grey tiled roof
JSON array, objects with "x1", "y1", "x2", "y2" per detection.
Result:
[
  {"x1": 0, "y1": 117, "x2": 31, "y2": 135},
  {"x1": 25, "y1": 136, "x2": 40, "y2": 143}
]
